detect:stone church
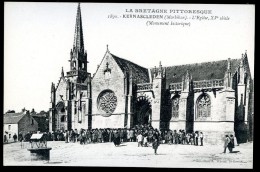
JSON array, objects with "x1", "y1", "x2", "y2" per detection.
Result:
[{"x1": 49, "y1": 4, "x2": 254, "y2": 144}]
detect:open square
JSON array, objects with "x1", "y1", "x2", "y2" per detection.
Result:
[{"x1": 4, "y1": 141, "x2": 253, "y2": 168}]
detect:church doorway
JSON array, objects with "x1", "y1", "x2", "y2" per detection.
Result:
[
  {"x1": 133, "y1": 96, "x2": 152, "y2": 126},
  {"x1": 56, "y1": 101, "x2": 66, "y2": 131}
]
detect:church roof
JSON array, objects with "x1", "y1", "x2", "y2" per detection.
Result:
[
  {"x1": 4, "y1": 113, "x2": 26, "y2": 124},
  {"x1": 111, "y1": 53, "x2": 150, "y2": 84},
  {"x1": 151, "y1": 58, "x2": 241, "y2": 86}
]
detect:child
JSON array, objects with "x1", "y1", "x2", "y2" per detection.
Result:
[
  {"x1": 137, "y1": 132, "x2": 143, "y2": 147},
  {"x1": 143, "y1": 134, "x2": 148, "y2": 147}
]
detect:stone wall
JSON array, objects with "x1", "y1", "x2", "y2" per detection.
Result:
[
  {"x1": 91, "y1": 52, "x2": 126, "y2": 128},
  {"x1": 18, "y1": 114, "x2": 38, "y2": 136},
  {"x1": 3, "y1": 124, "x2": 18, "y2": 142}
]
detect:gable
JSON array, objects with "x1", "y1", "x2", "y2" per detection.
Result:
[
  {"x1": 55, "y1": 77, "x2": 67, "y2": 102},
  {"x1": 92, "y1": 51, "x2": 124, "y2": 82}
]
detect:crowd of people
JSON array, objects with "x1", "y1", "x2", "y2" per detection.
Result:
[
  {"x1": 7, "y1": 124, "x2": 241, "y2": 155},
  {"x1": 24, "y1": 124, "x2": 204, "y2": 148}
]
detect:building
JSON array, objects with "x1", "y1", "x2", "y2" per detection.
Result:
[
  {"x1": 4, "y1": 112, "x2": 38, "y2": 142},
  {"x1": 49, "y1": 4, "x2": 254, "y2": 144},
  {"x1": 31, "y1": 111, "x2": 49, "y2": 132}
]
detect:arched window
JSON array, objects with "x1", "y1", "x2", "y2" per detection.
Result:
[
  {"x1": 61, "y1": 115, "x2": 66, "y2": 122},
  {"x1": 196, "y1": 93, "x2": 211, "y2": 119},
  {"x1": 171, "y1": 95, "x2": 180, "y2": 118},
  {"x1": 72, "y1": 61, "x2": 76, "y2": 70}
]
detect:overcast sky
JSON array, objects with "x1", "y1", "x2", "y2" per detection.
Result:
[{"x1": 4, "y1": 2, "x2": 255, "y2": 113}]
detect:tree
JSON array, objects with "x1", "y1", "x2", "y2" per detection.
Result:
[
  {"x1": 31, "y1": 108, "x2": 37, "y2": 116},
  {"x1": 22, "y1": 107, "x2": 26, "y2": 112}
]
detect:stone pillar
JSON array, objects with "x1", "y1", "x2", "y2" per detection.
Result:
[
  {"x1": 49, "y1": 83, "x2": 55, "y2": 132},
  {"x1": 151, "y1": 61, "x2": 165, "y2": 130},
  {"x1": 224, "y1": 88, "x2": 236, "y2": 122},
  {"x1": 128, "y1": 72, "x2": 134, "y2": 128},
  {"x1": 177, "y1": 70, "x2": 191, "y2": 131},
  {"x1": 127, "y1": 95, "x2": 132, "y2": 128},
  {"x1": 124, "y1": 71, "x2": 129, "y2": 128},
  {"x1": 71, "y1": 100, "x2": 75, "y2": 129},
  {"x1": 49, "y1": 108, "x2": 52, "y2": 132},
  {"x1": 178, "y1": 92, "x2": 189, "y2": 130}
]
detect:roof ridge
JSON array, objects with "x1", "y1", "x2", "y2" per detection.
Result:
[{"x1": 150, "y1": 58, "x2": 240, "y2": 69}]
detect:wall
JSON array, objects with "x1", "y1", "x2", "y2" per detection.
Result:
[
  {"x1": 91, "y1": 52, "x2": 126, "y2": 128},
  {"x1": 3, "y1": 124, "x2": 18, "y2": 142},
  {"x1": 18, "y1": 114, "x2": 38, "y2": 136},
  {"x1": 193, "y1": 89, "x2": 235, "y2": 145}
]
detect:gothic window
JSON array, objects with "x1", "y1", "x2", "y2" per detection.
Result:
[
  {"x1": 61, "y1": 107, "x2": 65, "y2": 113},
  {"x1": 74, "y1": 104, "x2": 77, "y2": 114},
  {"x1": 171, "y1": 95, "x2": 180, "y2": 118},
  {"x1": 78, "y1": 112, "x2": 82, "y2": 123},
  {"x1": 97, "y1": 90, "x2": 117, "y2": 114},
  {"x1": 82, "y1": 63, "x2": 85, "y2": 69},
  {"x1": 61, "y1": 115, "x2": 66, "y2": 122},
  {"x1": 82, "y1": 103, "x2": 86, "y2": 115},
  {"x1": 73, "y1": 61, "x2": 76, "y2": 70},
  {"x1": 104, "y1": 62, "x2": 111, "y2": 80},
  {"x1": 196, "y1": 93, "x2": 211, "y2": 119}
]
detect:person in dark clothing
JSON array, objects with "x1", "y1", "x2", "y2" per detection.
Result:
[
  {"x1": 228, "y1": 134, "x2": 235, "y2": 153},
  {"x1": 152, "y1": 134, "x2": 160, "y2": 155},
  {"x1": 113, "y1": 130, "x2": 120, "y2": 146},
  {"x1": 223, "y1": 135, "x2": 231, "y2": 153},
  {"x1": 195, "y1": 131, "x2": 199, "y2": 146},
  {"x1": 13, "y1": 133, "x2": 18, "y2": 142},
  {"x1": 4, "y1": 134, "x2": 8, "y2": 143}
]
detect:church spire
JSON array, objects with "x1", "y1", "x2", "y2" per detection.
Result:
[
  {"x1": 73, "y1": 3, "x2": 84, "y2": 52},
  {"x1": 61, "y1": 67, "x2": 64, "y2": 77}
]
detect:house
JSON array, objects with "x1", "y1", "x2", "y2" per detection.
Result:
[{"x1": 3, "y1": 112, "x2": 38, "y2": 142}]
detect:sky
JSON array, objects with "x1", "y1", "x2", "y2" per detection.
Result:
[{"x1": 4, "y1": 2, "x2": 255, "y2": 113}]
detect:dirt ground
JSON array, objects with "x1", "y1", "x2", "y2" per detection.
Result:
[{"x1": 3, "y1": 140, "x2": 253, "y2": 168}]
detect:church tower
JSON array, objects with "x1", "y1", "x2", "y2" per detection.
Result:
[
  {"x1": 49, "y1": 3, "x2": 91, "y2": 132},
  {"x1": 67, "y1": 3, "x2": 88, "y2": 83}
]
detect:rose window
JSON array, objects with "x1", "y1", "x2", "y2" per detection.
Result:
[{"x1": 97, "y1": 90, "x2": 117, "y2": 114}]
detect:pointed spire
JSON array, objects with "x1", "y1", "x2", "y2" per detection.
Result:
[
  {"x1": 185, "y1": 70, "x2": 190, "y2": 79},
  {"x1": 227, "y1": 58, "x2": 231, "y2": 71},
  {"x1": 106, "y1": 44, "x2": 110, "y2": 53},
  {"x1": 61, "y1": 67, "x2": 64, "y2": 77},
  {"x1": 73, "y1": 3, "x2": 84, "y2": 52},
  {"x1": 240, "y1": 55, "x2": 244, "y2": 67},
  {"x1": 244, "y1": 50, "x2": 247, "y2": 58},
  {"x1": 158, "y1": 61, "x2": 162, "y2": 74},
  {"x1": 51, "y1": 82, "x2": 55, "y2": 92}
]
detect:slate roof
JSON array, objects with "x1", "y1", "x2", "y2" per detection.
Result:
[
  {"x1": 4, "y1": 113, "x2": 26, "y2": 124},
  {"x1": 111, "y1": 53, "x2": 150, "y2": 84},
  {"x1": 151, "y1": 58, "x2": 241, "y2": 86}
]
